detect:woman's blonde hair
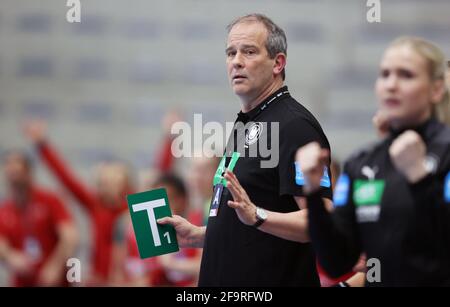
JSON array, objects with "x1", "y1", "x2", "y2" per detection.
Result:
[{"x1": 389, "y1": 36, "x2": 450, "y2": 125}]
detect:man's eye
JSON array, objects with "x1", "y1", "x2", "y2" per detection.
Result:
[
  {"x1": 246, "y1": 50, "x2": 255, "y2": 55},
  {"x1": 380, "y1": 69, "x2": 389, "y2": 78}
]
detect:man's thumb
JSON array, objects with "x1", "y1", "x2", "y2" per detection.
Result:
[{"x1": 157, "y1": 217, "x2": 170, "y2": 225}]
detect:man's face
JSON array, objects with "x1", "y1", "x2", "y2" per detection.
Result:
[
  {"x1": 3, "y1": 153, "x2": 31, "y2": 189},
  {"x1": 96, "y1": 162, "x2": 129, "y2": 207},
  {"x1": 226, "y1": 22, "x2": 277, "y2": 102}
]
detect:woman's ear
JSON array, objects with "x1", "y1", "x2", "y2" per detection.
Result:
[{"x1": 430, "y1": 79, "x2": 446, "y2": 105}]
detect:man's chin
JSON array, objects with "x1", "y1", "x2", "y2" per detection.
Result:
[{"x1": 231, "y1": 85, "x2": 249, "y2": 96}]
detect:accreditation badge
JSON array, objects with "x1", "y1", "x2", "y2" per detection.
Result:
[
  {"x1": 209, "y1": 152, "x2": 240, "y2": 217},
  {"x1": 209, "y1": 183, "x2": 224, "y2": 217}
]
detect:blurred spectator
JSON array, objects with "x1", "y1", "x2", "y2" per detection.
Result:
[
  {"x1": 154, "y1": 110, "x2": 182, "y2": 173},
  {"x1": 23, "y1": 120, "x2": 131, "y2": 285},
  {"x1": 187, "y1": 154, "x2": 220, "y2": 225},
  {"x1": 0, "y1": 150, "x2": 78, "y2": 286}
]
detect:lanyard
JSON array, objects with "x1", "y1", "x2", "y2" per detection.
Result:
[
  {"x1": 213, "y1": 152, "x2": 241, "y2": 187},
  {"x1": 213, "y1": 90, "x2": 289, "y2": 188},
  {"x1": 245, "y1": 89, "x2": 289, "y2": 122}
]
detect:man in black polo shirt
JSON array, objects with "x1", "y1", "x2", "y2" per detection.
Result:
[{"x1": 158, "y1": 13, "x2": 333, "y2": 286}]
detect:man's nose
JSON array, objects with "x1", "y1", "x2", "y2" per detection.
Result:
[{"x1": 232, "y1": 52, "x2": 244, "y2": 68}]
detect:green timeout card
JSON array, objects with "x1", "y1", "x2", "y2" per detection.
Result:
[{"x1": 127, "y1": 188, "x2": 179, "y2": 258}]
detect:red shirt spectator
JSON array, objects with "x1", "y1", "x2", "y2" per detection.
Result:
[
  {"x1": 37, "y1": 142, "x2": 128, "y2": 284},
  {"x1": 0, "y1": 187, "x2": 73, "y2": 286}
]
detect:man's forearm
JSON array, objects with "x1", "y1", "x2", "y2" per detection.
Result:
[
  {"x1": 257, "y1": 210, "x2": 310, "y2": 243},
  {"x1": 46, "y1": 223, "x2": 78, "y2": 269}
]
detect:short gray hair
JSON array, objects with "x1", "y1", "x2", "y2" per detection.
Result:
[{"x1": 227, "y1": 14, "x2": 287, "y2": 80}]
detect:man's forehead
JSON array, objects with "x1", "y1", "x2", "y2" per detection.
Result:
[{"x1": 227, "y1": 21, "x2": 267, "y2": 46}]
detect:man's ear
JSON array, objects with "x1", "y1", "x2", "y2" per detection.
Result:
[{"x1": 273, "y1": 53, "x2": 286, "y2": 76}]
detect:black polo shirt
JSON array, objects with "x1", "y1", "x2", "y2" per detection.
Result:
[{"x1": 198, "y1": 86, "x2": 332, "y2": 286}]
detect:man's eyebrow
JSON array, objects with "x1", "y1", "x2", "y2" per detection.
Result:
[
  {"x1": 225, "y1": 44, "x2": 259, "y2": 53},
  {"x1": 240, "y1": 44, "x2": 258, "y2": 49},
  {"x1": 225, "y1": 46, "x2": 235, "y2": 53}
]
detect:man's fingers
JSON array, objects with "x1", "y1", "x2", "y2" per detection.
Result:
[
  {"x1": 225, "y1": 170, "x2": 246, "y2": 195},
  {"x1": 157, "y1": 217, "x2": 170, "y2": 224},
  {"x1": 157, "y1": 216, "x2": 177, "y2": 226},
  {"x1": 224, "y1": 171, "x2": 240, "y2": 192},
  {"x1": 226, "y1": 182, "x2": 241, "y2": 202},
  {"x1": 224, "y1": 170, "x2": 238, "y2": 185},
  {"x1": 227, "y1": 200, "x2": 240, "y2": 209}
]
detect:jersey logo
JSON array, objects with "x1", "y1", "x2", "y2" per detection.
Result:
[
  {"x1": 353, "y1": 180, "x2": 385, "y2": 205},
  {"x1": 333, "y1": 174, "x2": 350, "y2": 207},
  {"x1": 361, "y1": 165, "x2": 378, "y2": 180},
  {"x1": 445, "y1": 172, "x2": 450, "y2": 203},
  {"x1": 353, "y1": 179, "x2": 385, "y2": 223},
  {"x1": 245, "y1": 122, "x2": 263, "y2": 147},
  {"x1": 294, "y1": 162, "x2": 331, "y2": 188}
]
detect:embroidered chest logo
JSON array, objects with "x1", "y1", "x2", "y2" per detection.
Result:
[
  {"x1": 245, "y1": 122, "x2": 263, "y2": 147},
  {"x1": 361, "y1": 165, "x2": 378, "y2": 180},
  {"x1": 353, "y1": 179, "x2": 385, "y2": 223}
]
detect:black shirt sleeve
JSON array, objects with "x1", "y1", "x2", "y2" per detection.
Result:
[
  {"x1": 408, "y1": 155, "x2": 450, "y2": 249},
  {"x1": 307, "y1": 162, "x2": 362, "y2": 278},
  {"x1": 278, "y1": 117, "x2": 332, "y2": 199}
]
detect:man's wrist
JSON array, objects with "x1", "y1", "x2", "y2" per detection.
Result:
[
  {"x1": 192, "y1": 226, "x2": 206, "y2": 248},
  {"x1": 253, "y1": 207, "x2": 268, "y2": 228}
]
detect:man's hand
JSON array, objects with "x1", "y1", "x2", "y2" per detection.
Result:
[
  {"x1": 37, "y1": 260, "x2": 63, "y2": 286},
  {"x1": 23, "y1": 120, "x2": 48, "y2": 144},
  {"x1": 6, "y1": 250, "x2": 34, "y2": 277},
  {"x1": 224, "y1": 170, "x2": 257, "y2": 226},
  {"x1": 157, "y1": 215, "x2": 205, "y2": 248},
  {"x1": 295, "y1": 142, "x2": 329, "y2": 195},
  {"x1": 389, "y1": 130, "x2": 430, "y2": 183}
]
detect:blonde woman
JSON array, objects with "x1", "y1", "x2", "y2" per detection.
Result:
[{"x1": 297, "y1": 37, "x2": 450, "y2": 286}]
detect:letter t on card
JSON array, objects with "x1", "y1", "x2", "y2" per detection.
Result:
[{"x1": 127, "y1": 188, "x2": 179, "y2": 258}]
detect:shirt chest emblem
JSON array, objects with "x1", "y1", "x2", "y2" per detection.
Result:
[
  {"x1": 245, "y1": 122, "x2": 263, "y2": 147},
  {"x1": 361, "y1": 165, "x2": 378, "y2": 180},
  {"x1": 353, "y1": 179, "x2": 385, "y2": 223}
]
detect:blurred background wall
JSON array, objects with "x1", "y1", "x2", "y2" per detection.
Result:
[{"x1": 0, "y1": 0, "x2": 449, "y2": 285}]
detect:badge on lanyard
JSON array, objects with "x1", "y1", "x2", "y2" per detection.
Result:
[{"x1": 209, "y1": 152, "x2": 240, "y2": 217}]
